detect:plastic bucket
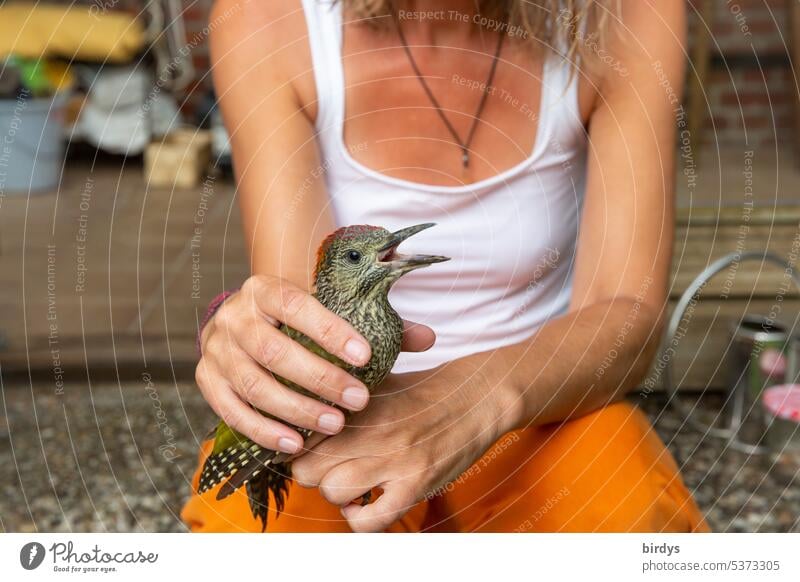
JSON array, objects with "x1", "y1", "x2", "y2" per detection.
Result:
[{"x1": 0, "y1": 93, "x2": 66, "y2": 194}]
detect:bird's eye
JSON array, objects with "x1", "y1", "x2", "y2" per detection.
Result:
[{"x1": 346, "y1": 250, "x2": 362, "y2": 263}]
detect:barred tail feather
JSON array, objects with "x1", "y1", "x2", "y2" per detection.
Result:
[
  {"x1": 244, "y1": 464, "x2": 291, "y2": 531},
  {"x1": 197, "y1": 440, "x2": 262, "y2": 494},
  {"x1": 198, "y1": 441, "x2": 291, "y2": 531}
]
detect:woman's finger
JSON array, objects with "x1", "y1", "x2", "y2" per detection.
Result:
[
  {"x1": 244, "y1": 276, "x2": 372, "y2": 367},
  {"x1": 195, "y1": 363, "x2": 304, "y2": 454},
  {"x1": 318, "y1": 459, "x2": 383, "y2": 507},
  {"x1": 282, "y1": 431, "x2": 328, "y2": 463},
  {"x1": 291, "y1": 418, "x2": 371, "y2": 486},
  {"x1": 400, "y1": 319, "x2": 436, "y2": 352},
  {"x1": 235, "y1": 317, "x2": 371, "y2": 412},
  {"x1": 228, "y1": 353, "x2": 347, "y2": 435},
  {"x1": 340, "y1": 481, "x2": 416, "y2": 533}
]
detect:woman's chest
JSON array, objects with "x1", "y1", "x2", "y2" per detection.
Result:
[{"x1": 341, "y1": 28, "x2": 546, "y2": 186}]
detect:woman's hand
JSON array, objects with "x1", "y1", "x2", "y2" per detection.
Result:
[
  {"x1": 291, "y1": 356, "x2": 520, "y2": 532},
  {"x1": 195, "y1": 275, "x2": 436, "y2": 454}
]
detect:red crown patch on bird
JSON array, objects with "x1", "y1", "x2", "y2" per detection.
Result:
[{"x1": 314, "y1": 224, "x2": 384, "y2": 280}]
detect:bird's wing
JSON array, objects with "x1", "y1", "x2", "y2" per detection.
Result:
[
  {"x1": 280, "y1": 324, "x2": 352, "y2": 397},
  {"x1": 211, "y1": 421, "x2": 249, "y2": 455},
  {"x1": 283, "y1": 323, "x2": 347, "y2": 365}
]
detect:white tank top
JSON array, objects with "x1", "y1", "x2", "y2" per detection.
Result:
[{"x1": 302, "y1": 0, "x2": 588, "y2": 373}]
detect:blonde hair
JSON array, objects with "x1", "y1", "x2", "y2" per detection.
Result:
[{"x1": 341, "y1": 0, "x2": 621, "y2": 70}]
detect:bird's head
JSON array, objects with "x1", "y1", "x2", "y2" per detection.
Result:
[{"x1": 314, "y1": 223, "x2": 449, "y2": 302}]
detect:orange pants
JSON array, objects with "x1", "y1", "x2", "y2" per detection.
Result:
[{"x1": 181, "y1": 402, "x2": 710, "y2": 532}]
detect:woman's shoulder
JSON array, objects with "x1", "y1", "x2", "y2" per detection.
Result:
[
  {"x1": 209, "y1": 0, "x2": 317, "y2": 111},
  {"x1": 578, "y1": 0, "x2": 685, "y2": 120},
  {"x1": 210, "y1": 0, "x2": 310, "y2": 53},
  {"x1": 599, "y1": 0, "x2": 686, "y2": 87}
]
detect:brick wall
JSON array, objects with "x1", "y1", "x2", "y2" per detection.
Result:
[
  {"x1": 691, "y1": 0, "x2": 797, "y2": 147},
  {"x1": 179, "y1": 0, "x2": 215, "y2": 113}
]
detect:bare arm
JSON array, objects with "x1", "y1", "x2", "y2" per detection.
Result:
[
  {"x1": 210, "y1": 0, "x2": 332, "y2": 286},
  {"x1": 488, "y1": 0, "x2": 685, "y2": 430}
]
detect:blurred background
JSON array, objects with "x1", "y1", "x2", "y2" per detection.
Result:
[{"x1": 0, "y1": 0, "x2": 799, "y2": 532}]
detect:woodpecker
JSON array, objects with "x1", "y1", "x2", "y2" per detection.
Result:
[{"x1": 197, "y1": 223, "x2": 449, "y2": 530}]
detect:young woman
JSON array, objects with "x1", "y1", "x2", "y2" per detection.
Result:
[{"x1": 181, "y1": 0, "x2": 709, "y2": 532}]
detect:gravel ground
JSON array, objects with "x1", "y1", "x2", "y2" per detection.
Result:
[
  {"x1": 641, "y1": 393, "x2": 800, "y2": 533},
  {"x1": 0, "y1": 378, "x2": 216, "y2": 533},
  {"x1": 1, "y1": 379, "x2": 798, "y2": 532}
]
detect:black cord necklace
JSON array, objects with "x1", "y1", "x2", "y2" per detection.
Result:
[{"x1": 391, "y1": 7, "x2": 506, "y2": 169}]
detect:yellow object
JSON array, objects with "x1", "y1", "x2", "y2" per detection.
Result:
[
  {"x1": 0, "y1": 3, "x2": 145, "y2": 63},
  {"x1": 43, "y1": 61, "x2": 75, "y2": 92},
  {"x1": 145, "y1": 130, "x2": 213, "y2": 189}
]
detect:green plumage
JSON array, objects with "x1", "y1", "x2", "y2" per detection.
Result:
[{"x1": 197, "y1": 224, "x2": 447, "y2": 530}]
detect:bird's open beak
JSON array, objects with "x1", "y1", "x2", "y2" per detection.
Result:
[{"x1": 377, "y1": 223, "x2": 450, "y2": 272}]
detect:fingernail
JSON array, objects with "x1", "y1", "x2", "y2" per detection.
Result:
[
  {"x1": 344, "y1": 339, "x2": 370, "y2": 365},
  {"x1": 318, "y1": 413, "x2": 343, "y2": 434},
  {"x1": 277, "y1": 437, "x2": 300, "y2": 454},
  {"x1": 342, "y1": 386, "x2": 369, "y2": 410}
]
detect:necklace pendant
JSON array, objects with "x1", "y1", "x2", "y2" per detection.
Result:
[{"x1": 462, "y1": 151, "x2": 469, "y2": 168}]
